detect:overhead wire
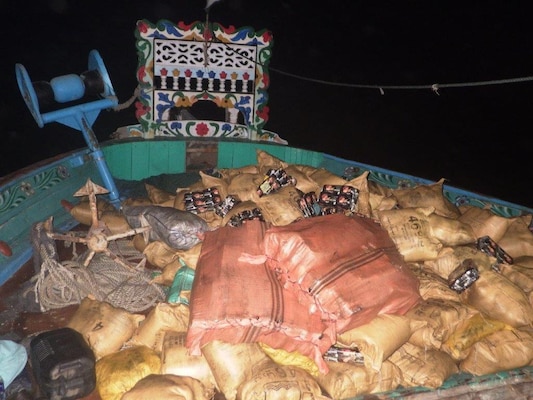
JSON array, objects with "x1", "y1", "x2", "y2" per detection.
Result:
[
  {"x1": 209, "y1": 29, "x2": 533, "y2": 95},
  {"x1": 268, "y1": 67, "x2": 533, "y2": 95}
]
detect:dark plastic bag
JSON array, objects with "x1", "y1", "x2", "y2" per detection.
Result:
[{"x1": 122, "y1": 205, "x2": 209, "y2": 250}]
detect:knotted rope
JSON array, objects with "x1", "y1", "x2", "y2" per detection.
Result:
[{"x1": 33, "y1": 235, "x2": 166, "y2": 313}]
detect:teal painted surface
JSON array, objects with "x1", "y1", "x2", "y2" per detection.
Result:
[
  {"x1": 4, "y1": 139, "x2": 533, "y2": 287},
  {"x1": 217, "y1": 140, "x2": 323, "y2": 169},
  {"x1": 103, "y1": 139, "x2": 187, "y2": 180},
  {"x1": 350, "y1": 366, "x2": 533, "y2": 399},
  {"x1": 0, "y1": 151, "x2": 101, "y2": 285}
]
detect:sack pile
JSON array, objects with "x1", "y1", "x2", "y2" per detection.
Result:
[{"x1": 63, "y1": 149, "x2": 533, "y2": 400}]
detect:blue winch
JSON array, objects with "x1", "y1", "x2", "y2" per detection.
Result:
[{"x1": 15, "y1": 50, "x2": 121, "y2": 207}]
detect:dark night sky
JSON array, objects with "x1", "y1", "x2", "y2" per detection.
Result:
[{"x1": 2, "y1": 0, "x2": 533, "y2": 208}]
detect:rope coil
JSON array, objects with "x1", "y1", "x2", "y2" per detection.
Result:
[{"x1": 33, "y1": 234, "x2": 166, "y2": 313}]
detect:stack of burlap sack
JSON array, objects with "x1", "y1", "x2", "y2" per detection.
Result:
[{"x1": 64, "y1": 149, "x2": 533, "y2": 400}]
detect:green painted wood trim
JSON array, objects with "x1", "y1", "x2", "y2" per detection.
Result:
[{"x1": 103, "y1": 140, "x2": 187, "y2": 180}]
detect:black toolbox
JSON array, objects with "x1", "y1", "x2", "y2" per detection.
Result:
[{"x1": 30, "y1": 327, "x2": 96, "y2": 400}]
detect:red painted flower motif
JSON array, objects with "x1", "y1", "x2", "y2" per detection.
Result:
[
  {"x1": 161, "y1": 68, "x2": 168, "y2": 76},
  {"x1": 185, "y1": 69, "x2": 192, "y2": 77},
  {"x1": 137, "y1": 21, "x2": 148, "y2": 34},
  {"x1": 137, "y1": 66, "x2": 146, "y2": 81},
  {"x1": 220, "y1": 71, "x2": 227, "y2": 79},
  {"x1": 0, "y1": 240, "x2": 12, "y2": 257},
  {"x1": 178, "y1": 21, "x2": 196, "y2": 30},
  {"x1": 203, "y1": 28, "x2": 213, "y2": 42},
  {"x1": 135, "y1": 101, "x2": 150, "y2": 120},
  {"x1": 220, "y1": 24, "x2": 236, "y2": 34},
  {"x1": 262, "y1": 31, "x2": 273, "y2": 43},
  {"x1": 243, "y1": 72, "x2": 250, "y2": 80},
  {"x1": 195, "y1": 122, "x2": 209, "y2": 136},
  {"x1": 257, "y1": 106, "x2": 269, "y2": 121}
]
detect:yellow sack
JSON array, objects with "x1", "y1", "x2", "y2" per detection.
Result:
[{"x1": 95, "y1": 346, "x2": 161, "y2": 400}]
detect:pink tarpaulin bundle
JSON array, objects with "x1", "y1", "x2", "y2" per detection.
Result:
[
  {"x1": 263, "y1": 213, "x2": 421, "y2": 333},
  {"x1": 186, "y1": 220, "x2": 336, "y2": 374}
]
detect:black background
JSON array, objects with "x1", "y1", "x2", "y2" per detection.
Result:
[{"x1": 2, "y1": 0, "x2": 533, "y2": 208}]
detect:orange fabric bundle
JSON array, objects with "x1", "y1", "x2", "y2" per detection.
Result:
[
  {"x1": 263, "y1": 214, "x2": 421, "y2": 333},
  {"x1": 185, "y1": 220, "x2": 335, "y2": 374}
]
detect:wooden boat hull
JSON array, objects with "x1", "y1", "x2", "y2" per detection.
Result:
[
  {"x1": 2, "y1": 135, "x2": 533, "y2": 400},
  {"x1": 2, "y1": 135, "x2": 530, "y2": 286}
]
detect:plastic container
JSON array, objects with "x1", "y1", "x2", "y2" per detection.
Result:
[{"x1": 29, "y1": 327, "x2": 96, "y2": 400}]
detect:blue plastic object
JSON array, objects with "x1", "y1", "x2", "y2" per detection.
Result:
[
  {"x1": 0, "y1": 340, "x2": 27, "y2": 389},
  {"x1": 50, "y1": 74, "x2": 86, "y2": 103},
  {"x1": 15, "y1": 50, "x2": 121, "y2": 207}
]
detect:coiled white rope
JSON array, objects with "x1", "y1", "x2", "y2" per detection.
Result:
[{"x1": 34, "y1": 239, "x2": 166, "y2": 313}]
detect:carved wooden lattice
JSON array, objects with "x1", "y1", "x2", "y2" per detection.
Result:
[{"x1": 134, "y1": 19, "x2": 273, "y2": 140}]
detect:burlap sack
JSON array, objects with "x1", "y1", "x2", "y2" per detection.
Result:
[
  {"x1": 198, "y1": 170, "x2": 229, "y2": 199},
  {"x1": 367, "y1": 180, "x2": 394, "y2": 197},
  {"x1": 460, "y1": 269, "x2": 533, "y2": 328},
  {"x1": 515, "y1": 255, "x2": 533, "y2": 268},
  {"x1": 391, "y1": 178, "x2": 461, "y2": 219},
  {"x1": 498, "y1": 215, "x2": 533, "y2": 258},
  {"x1": 95, "y1": 345, "x2": 161, "y2": 400},
  {"x1": 259, "y1": 342, "x2": 319, "y2": 376},
  {"x1": 161, "y1": 331, "x2": 218, "y2": 393},
  {"x1": 314, "y1": 360, "x2": 379, "y2": 399},
  {"x1": 145, "y1": 183, "x2": 175, "y2": 206},
  {"x1": 298, "y1": 167, "x2": 376, "y2": 218},
  {"x1": 151, "y1": 258, "x2": 184, "y2": 286},
  {"x1": 283, "y1": 164, "x2": 321, "y2": 194},
  {"x1": 458, "y1": 205, "x2": 517, "y2": 241},
  {"x1": 221, "y1": 200, "x2": 261, "y2": 226},
  {"x1": 369, "y1": 360, "x2": 403, "y2": 394},
  {"x1": 186, "y1": 220, "x2": 335, "y2": 375},
  {"x1": 346, "y1": 171, "x2": 372, "y2": 218},
  {"x1": 127, "y1": 302, "x2": 190, "y2": 352},
  {"x1": 132, "y1": 233, "x2": 148, "y2": 253},
  {"x1": 459, "y1": 328, "x2": 533, "y2": 375},
  {"x1": 255, "y1": 185, "x2": 304, "y2": 226},
  {"x1": 225, "y1": 172, "x2": 263, "y2": 202},
  {"x1": 367, "y1": 190, "x2": 397, "y2": 219},
  {"x1": 306, "y1": 167, "x2": 351, "y2": 188},
  {"x1": 200, "y1": 341, "x2": 267, "y2": 400},
  {"x1": 195, "y1": 209, "x2": 224, "y2": 229},
  {"x1": 427, "y1": 213, "x2": 476, "y2": 247},
  {"x1": 405, "y1": 298, "x2": 478, "y2": 350},
  {"x1": 388, "y1": 341, "x2": 459, "y2": 389},
  {"x1": 441, "y1": 312, "x2": 511, "y2": 361},
  {"x1": 237, "y1": 357, "x2": 326, "y2": 400},
  {"x1": 142, "y1": 240, "x2": 179, "y2": 268},
  {"x1": 69, "y1": 198, "x2": 115, "y2": 225},
  {"x1": 67, "y1": 295, "x2": 145, "y2": 360},
  {"x1": 174, "y1": 242, "x2": 202, "y2": 269},
  {"x1": 336, "y1": 314, "x2": 412, "y2": 371},
  {"x1": 255, "y1": 149, "x2": 289, "y2": 174},
  {"x1": 498, "y1": 263, "x2": 533, "y2": 294},
  {"x1": 121, "y1": 374, "x2": 212, "y2": 400},
  {"x1": 423, "y1": 245, "x2": 494, "y2": 279},
  {"x1": 409, "y1": 264, "x2": 461, "y2": 302},
  {"x1": 173, "y1": 181, "x2": 206, "y2": 211},
  {"x1": 262, "y1": 213, "x2": 421, "y2": 333},
  {"x1": 69, "y1": 198, "x2": 132, "y2": 235},
  {"x1": 219, "y1": 164, "x2": 259, "y2": 180},
  {"x1": 151, "y1": 246, "x2": 200, "y2": 286},
  {"x1": 377, "y1": 207, "x2": 443, "y2": 262}
]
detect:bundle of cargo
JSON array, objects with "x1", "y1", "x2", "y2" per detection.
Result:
[{"x1": 20, "y1": 148, "x2": 533, "y2": 400}]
